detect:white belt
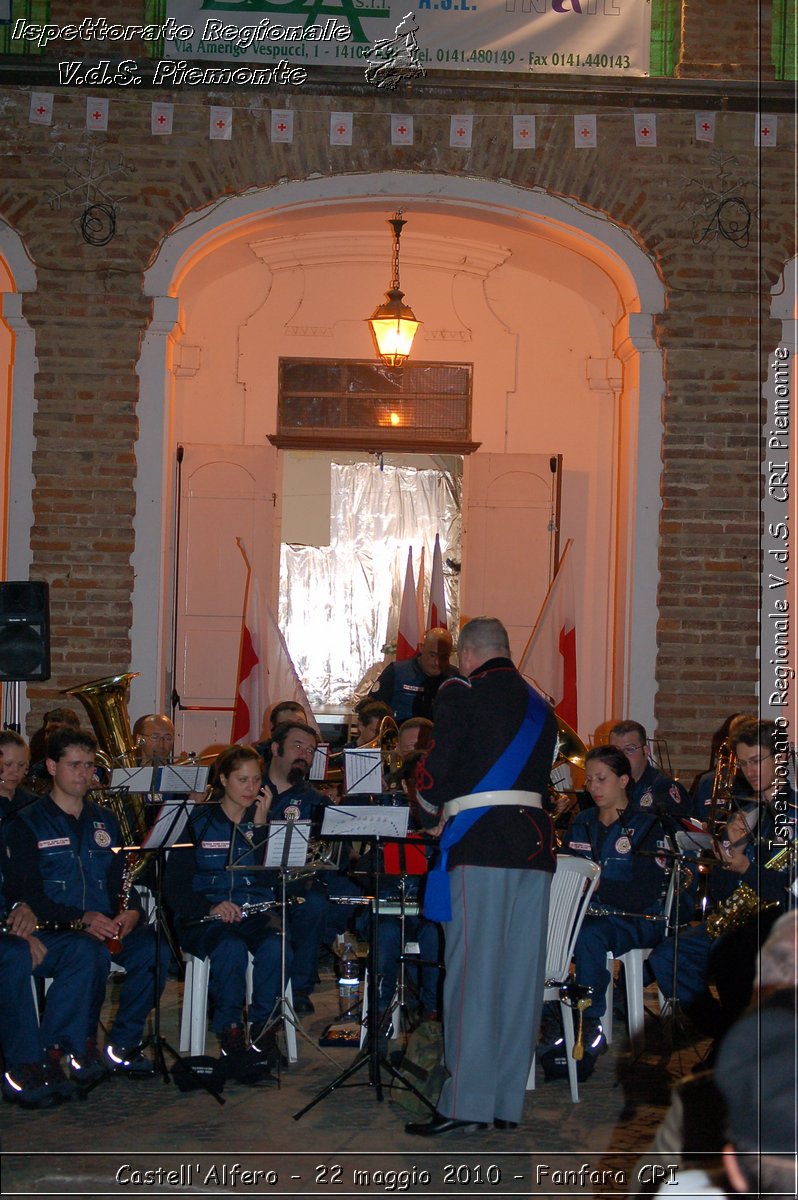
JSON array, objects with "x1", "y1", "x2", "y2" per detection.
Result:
[{"x1": 443, "y1": 789, "x2": 543, "y2": 820}]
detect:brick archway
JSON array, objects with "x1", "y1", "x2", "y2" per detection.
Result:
[{"x1": 132, "y1": 172, "x2": 666, "y2": 733}]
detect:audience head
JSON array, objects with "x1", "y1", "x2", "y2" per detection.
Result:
[
  {"x1": 715, "y1": 994, "x2": 797, "y2": 1195},
  {"x1": 755, "y1": 910, "x2": 797, "y2": 997}
]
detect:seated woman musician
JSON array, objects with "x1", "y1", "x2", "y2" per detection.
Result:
[
  {"x1": 560, "y1": 745, "x2": 677, "y2": 1062},
  {"x1": 164, "y1": 744, "x2": 286, "y2": 1061}
]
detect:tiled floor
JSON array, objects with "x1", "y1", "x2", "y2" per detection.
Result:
[{"x1": 1, "y1": 965, "x2": 713, "y2": 1197}]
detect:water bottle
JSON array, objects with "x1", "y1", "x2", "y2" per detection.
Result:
[{"x1": 337, "y1": 940, "x2": 360, "y2": 1022}]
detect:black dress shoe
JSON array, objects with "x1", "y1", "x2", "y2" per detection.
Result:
[
  {"x1": 292, "y1": 994, "x2": 315, "y2": 1015},
  {"x1": 405, "y1": 1111, "x2": 488, "y2": 1137},
  {"x1": 493, "y1": 1118, "x2": 518, "y2": 1130}
]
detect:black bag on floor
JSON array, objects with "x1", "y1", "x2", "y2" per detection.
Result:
[
  {"x1": 389, "y1": 1019, "x2": 448, "y2": 1116},
  {"x1": 171, "y1": 1055, "x2": 226, "y2": 1093}
]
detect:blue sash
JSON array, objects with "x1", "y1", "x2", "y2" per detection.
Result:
[{"x1": 423, "y1": 685, "x2": 548, "y2": 922}]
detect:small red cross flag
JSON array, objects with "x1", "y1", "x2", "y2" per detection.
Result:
[
  {"x1": 209, "y1": 106, "x2": 233, "y2": 140},
  {"x1": 330, "y1": 111, "x2": 353, "y2": 146},
  {"x1": 449, "y1": 114, "x2": 473, "y2": 148},
  {"x1": 512, "y1": 115, "x2": 536, "y2": 149},
  {"x1": 391, "y1": 114, "x2": 414, "y2": 146},
  {"x1": 270, "y1": 109, "x2": 294, "y2": 144},
  {"x1": 695, "y1": 112, "x2": 715, "y2": 143},
  {"x1": 574, "y1": 114, "x2": 597, "y2": 148},
  {"x1": 86, "y1": 97, "x2": 109, "y2": 132},
  {"x1": 633, "y1": 112, "x2": 657, "y2": 147},
  {"x1": 755, "y1": 114, "x2": 778, "y2": 147},
  {"x1": 151, "y1": 102, "x2": 173, "y2": 136},
  {"x1": 29, "y1": 93, "x2": 53, "y2": 126}
]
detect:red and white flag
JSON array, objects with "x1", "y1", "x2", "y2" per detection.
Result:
[
  {"x1": 396, "y1": 547, "x2": 419, "y2": 661},
  {"x1": 29, "y1": 93, "x2": 53, "y2": 126},
  {"x1": 427, "y1": 534, "x2": 447, "y2": 630},
  {"x1": 695, "y1": 112, "x2": 715, "y2": 143},
  {"x1": 330, "y1": 111, "x2": 353, "y2": 146},
  {"x1": 518, "y1": 538, "x2": 578, "y2": 731},
  {"x1": 86, "y1": 97, "x2": 109, "y2": 131},
  {"x1": 513, "y1": 115, "x2": 535, "y2": 149},
  {"x1": 271, "y1": 110, "x2": 294, "y2": 143},
  {"x1": 633, "y1": 113, "x2": 657, "y2": 147},
  {"x1": 210, "y1": 106, "x2": 233, "y2": 140},
  {"x1": 231, "y1": 540, "x2": 316, "y2": 743},
  {"x1": 231, "y1": 557, "x2": 264, "y2": 745},
  {"x1": 151, "y1": 102, "x2": 173, "y2": 135},
  {"x1": 449, "y1": 115, "x2": 473, "y2": 148},
  {"x1": 755, "y1": 114, "x2": 778, "y2": 147},
  {"x1": 574, "y1": 114, "x2": 597, "y2": 148},
  {"x1": 391, "y1": 114, "x2": 414, "y2": 146},
  {"x1": 416, "y1": 544, "x2": 426, "y2": 639}
]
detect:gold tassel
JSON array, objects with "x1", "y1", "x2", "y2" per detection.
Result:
[{"x1": 572, "y1": 997, "x2": 591, "y2": 1061}]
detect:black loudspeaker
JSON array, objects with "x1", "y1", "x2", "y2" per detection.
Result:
[{"x1": 0, "y1": 581, "x2": 51, "y2": 681}]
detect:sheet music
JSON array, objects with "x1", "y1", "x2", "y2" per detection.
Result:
[
  {"x1": 110, "y1": 766, "x2": 154, "y2": 791},
  {"x1": 155, "y1": 764, "x2": 210, "y2": 793},
  {"x1": 343, "y1": 747, "x2": 383, "y2": 795},
  {"x1": 264, "y1": 819, "x2": 312, "y2": 869},
  {"x1": 321, "y1": 804, "x2": 410, "y2": 840},
  {"x1": 309, "y1": 743, "x2": 330, "y2": 782},
  {"x1": 142, "y1": 797, "x2": 196, "y2": 849}
]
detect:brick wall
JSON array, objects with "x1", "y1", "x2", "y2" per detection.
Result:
[{"x1": 0, "y1": 0, "x2": 794, "y2": 775}]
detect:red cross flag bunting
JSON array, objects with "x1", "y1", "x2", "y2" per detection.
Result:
[
  {"x1": 330, "y1": 111, "x2": 353, "y2": 146},
  {"x1": 695, "y1": 112, "x2": 716, "y2": 143},
  {"x1": 755, "y1": 114, "x2": 778, "y2": 147},
  {"x1": 574, "y1": 114, "x2": 597, "y2": 148},
  {"x1": 633, "y1": 112, "x2": 657, "y2": 147},
  {"x1": 151, "y1": 102, "x2": 174, "y2": 136},
  {"x1": 29, "y1": 92, "x2": 53, "y2": 126},
  {"x1": 449, "y1": 114, "x2": 473, "y2": 149},
  {"x1": 86, "y1": 97, "x2": 109, "y2": 132},
  {"x1": 512, "y1": 115, "x2": 536, "y2": 149},
  {"x1": 391, "y1": 114, "x2": 414, "y2": 146},
  {"x1": 209, "y1": 105, "x2": 232, "y2": 141},
  {"x1": 271, "y1": 109, "x2": 294, "y2": 144}
]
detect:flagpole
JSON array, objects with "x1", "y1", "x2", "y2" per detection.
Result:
[{"x1": 231, "y1": 538, "x2": 254, "y2": 743}]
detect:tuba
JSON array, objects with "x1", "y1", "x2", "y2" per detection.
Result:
[
  {"x1": 65, "y1": 673, "x2": 150, "y2": 873},
  {"x1": 550, "y1": 714, "x2": 588, "y2": 840}
]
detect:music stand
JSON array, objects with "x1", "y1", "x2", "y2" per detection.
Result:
[
  {"x1": 293, "y1": 805, "x2": 436, "y2": 1121},
  {"x1": 104, "y1": 780, "x2": 224, "y2": 1101},
  {"x1": 226, "y1": 819, "x2": 340, "y2": 1071}
]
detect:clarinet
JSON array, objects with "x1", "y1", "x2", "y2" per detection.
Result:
[
  {"x1": 1, "y1": 918, "x2": 84, "y2": 933},
  {"x1": 188, "y1": 896, "x2": 305, "y2": 926}
]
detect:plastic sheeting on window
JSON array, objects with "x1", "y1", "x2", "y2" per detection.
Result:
[{"x1": 279, "y1": 460, "x2": 461, "y2": 707}]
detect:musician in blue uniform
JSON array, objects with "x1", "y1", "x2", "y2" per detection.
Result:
[
  {"x1": 369, "y1": 628, "x2": 458, "y2": 722},
  {"x1": 165, "y1": 743, "x2": 285, "y2": 1056},
  {"x1": 563, "y1": 745, "x2": 674, "y2": 1057},
  {"x1": 2, "y1": 728, "x2": 167, "y2": 1085},
  {"x1": 406, "y1": 617, "x2": 557, "y2": 1136},
  {"x1": 609, "y1": 720, "x2": 689, "y2": 813},
  {"x1": 260, "y1": 719, "x2": 329, "y2": 1015},
  {"x1": 0, "y1": 731, "x2": 39, "y2": 817},
  {"x1": 647, "y1": 719, "x2": 797, "y2": 1037}
]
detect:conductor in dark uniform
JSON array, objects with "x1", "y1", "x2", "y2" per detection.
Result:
[{"x1": 406, "y1": 617, "x2": 557, "y2": 1136}]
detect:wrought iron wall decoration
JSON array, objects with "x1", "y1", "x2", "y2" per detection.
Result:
[{"x1": 46, "y1": 139, "x2": 134, "y2": 246}]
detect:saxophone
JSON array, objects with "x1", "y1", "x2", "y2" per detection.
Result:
[{"x1": 706, "y1": 838, "x2": 796, "y2": 939}]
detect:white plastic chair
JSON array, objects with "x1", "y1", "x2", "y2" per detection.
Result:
[
  {"x1": 526, "y1": 855, "x2": 601, "y2": 1103},
  {"x1": 179, "y1": 953, "x2": 298, "y2": 1063},
  {"x1": 603, "y1": 868, "x2": 678, "y2": 1058}
]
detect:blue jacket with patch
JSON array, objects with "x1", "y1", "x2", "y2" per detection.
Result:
[{"x1": 565, "y1": 804, "x2": 670, "y2": 915}]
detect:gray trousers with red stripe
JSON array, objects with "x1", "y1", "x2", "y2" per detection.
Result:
[{"x1": 438, "y1": 864, "x2": 551, "y2": 1125}]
